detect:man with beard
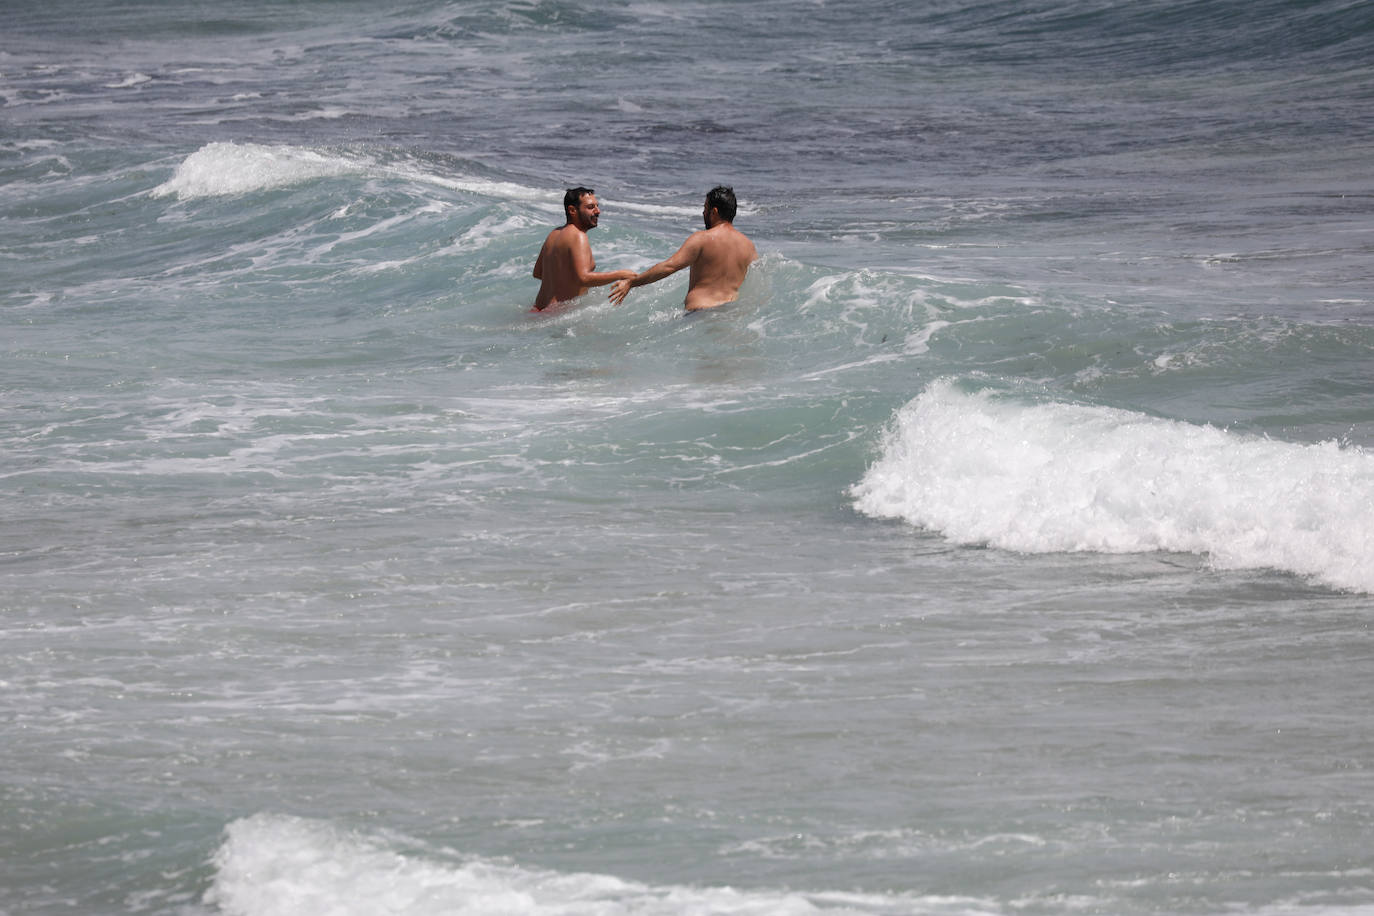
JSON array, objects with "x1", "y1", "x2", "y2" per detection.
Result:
[
  {"x1": 532, "y1": 187, "x2": 635, "y2": 311},
  {"x1": 608, "y1": 186, "x2": 757, "y2": 311}
]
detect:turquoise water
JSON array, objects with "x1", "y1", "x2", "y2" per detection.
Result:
[{"x1": 4, "y1": 2, "x2": 1374, "y2": 913}]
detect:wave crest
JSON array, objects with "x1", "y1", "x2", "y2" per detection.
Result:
[
  {"x1": 852, "y1": 381, "x2": 1374, "y2": 593},
  {"x1": 150, "y1": 141, "x2": 362, "y2": 199},
  {"x1": 206, "y1": 813, "x2": 997, "y2": 916}
]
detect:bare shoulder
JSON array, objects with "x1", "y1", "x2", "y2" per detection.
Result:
[
  {"x1": 539, "y1": 226, "x2": 565, "y2": 254},
  {"x1": 738, "y1": 226, "x2": 759, "y2": 257},
  {"x1": 721, "y1": 223, "x2": 757, "y2": 259},
  {"x1": 668, "y1": 230, "x2": 708, "y2": 263}
]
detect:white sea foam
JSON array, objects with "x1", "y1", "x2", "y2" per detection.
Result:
[
  {"x1": 397, "y1": 166, "x2": 553, "y2": 202},
  {"x1": 851, "y1": 381, "x2": 1374, "y2": 594},
  {"x1": 148, "y1": 142, "x2": 707, "y2": 219},
  {"x1": 151, "y1": 142, "x2": 364, "y2": 199},
  {"x1": 206, "y1": 813, "x2": 1002, "y2": 916},
  {"x1": 904, "y1": 320, "x2": 951, "y2": 355},
  {"x1": 152, "y1": 141, "x2": 553, "y2": 203},
  {"x1": 103, "y1": 72, "x2": 152, "y2": 88}
]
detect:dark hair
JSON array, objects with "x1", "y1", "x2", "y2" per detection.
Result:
[
  {"x1": 564, "y1": 186, "x2": 594, "y2": 214},
  {"x1": 706, "y1": 185, "x2": 737, "y2": 222}
]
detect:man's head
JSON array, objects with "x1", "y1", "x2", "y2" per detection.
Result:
[
  {"x1": 704, "y1": 186, "x2": 738, "y2": 226},
  {"x1": 564, "y1": 186, "x2": 599, "y2": 229}
]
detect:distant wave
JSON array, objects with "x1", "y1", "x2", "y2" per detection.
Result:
[
  {"x1": 103, "y1": 72, "x2": 152, "y2": 89},
  {"x1": 852, "y1": 381, "x2": 1374, "y2": 594},
  {"x1": 150, "y1": 142, "x2": 699, "y2": 216},
  {"x1": 206, "y1": 813, "x2": 997, "y2": 916},
  {"x1": 150, "y1": 142, "x2": 363, "y2": 199},
  {"x1": 150, "y1": 141, "x2": 549, "y2": 202}
]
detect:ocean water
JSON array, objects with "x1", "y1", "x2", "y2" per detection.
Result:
[{"x1": 3, "y1": 1, "x2": 1374, "y2": 914}]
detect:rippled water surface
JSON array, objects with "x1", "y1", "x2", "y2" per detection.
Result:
[{"x1": 4, "y1": 1, "x2": 1374, "y2": 913}]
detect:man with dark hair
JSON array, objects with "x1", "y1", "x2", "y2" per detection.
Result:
[
  {"x1": 532, "y1": 187, "x2": 634, "y2": 311},
  {"x1": 705, "y1": 185, "x2": 738, "y2": 222},
  {"x1": 609, "y1": 186, "x2": 757, "y2": 311}
]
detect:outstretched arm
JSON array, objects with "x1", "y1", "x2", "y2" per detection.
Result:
[
  {"x1": 608, "y1": 235, "x2": 700, "y2": 305},
  {"x1": 570, "y1": 232, "x2": 634, "y2": 288}
]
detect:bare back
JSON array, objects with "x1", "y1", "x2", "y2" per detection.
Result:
[
  {"x1": 684, "y1": 222, "x2": 758, "y2": 311},
  {"x1": 605, "y1": 194, "x2": 759, "y2": 312}
]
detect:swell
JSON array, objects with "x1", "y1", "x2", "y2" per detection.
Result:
[{"x1": 904, "y1": 0, "x2": 1374, "y2": 73}]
